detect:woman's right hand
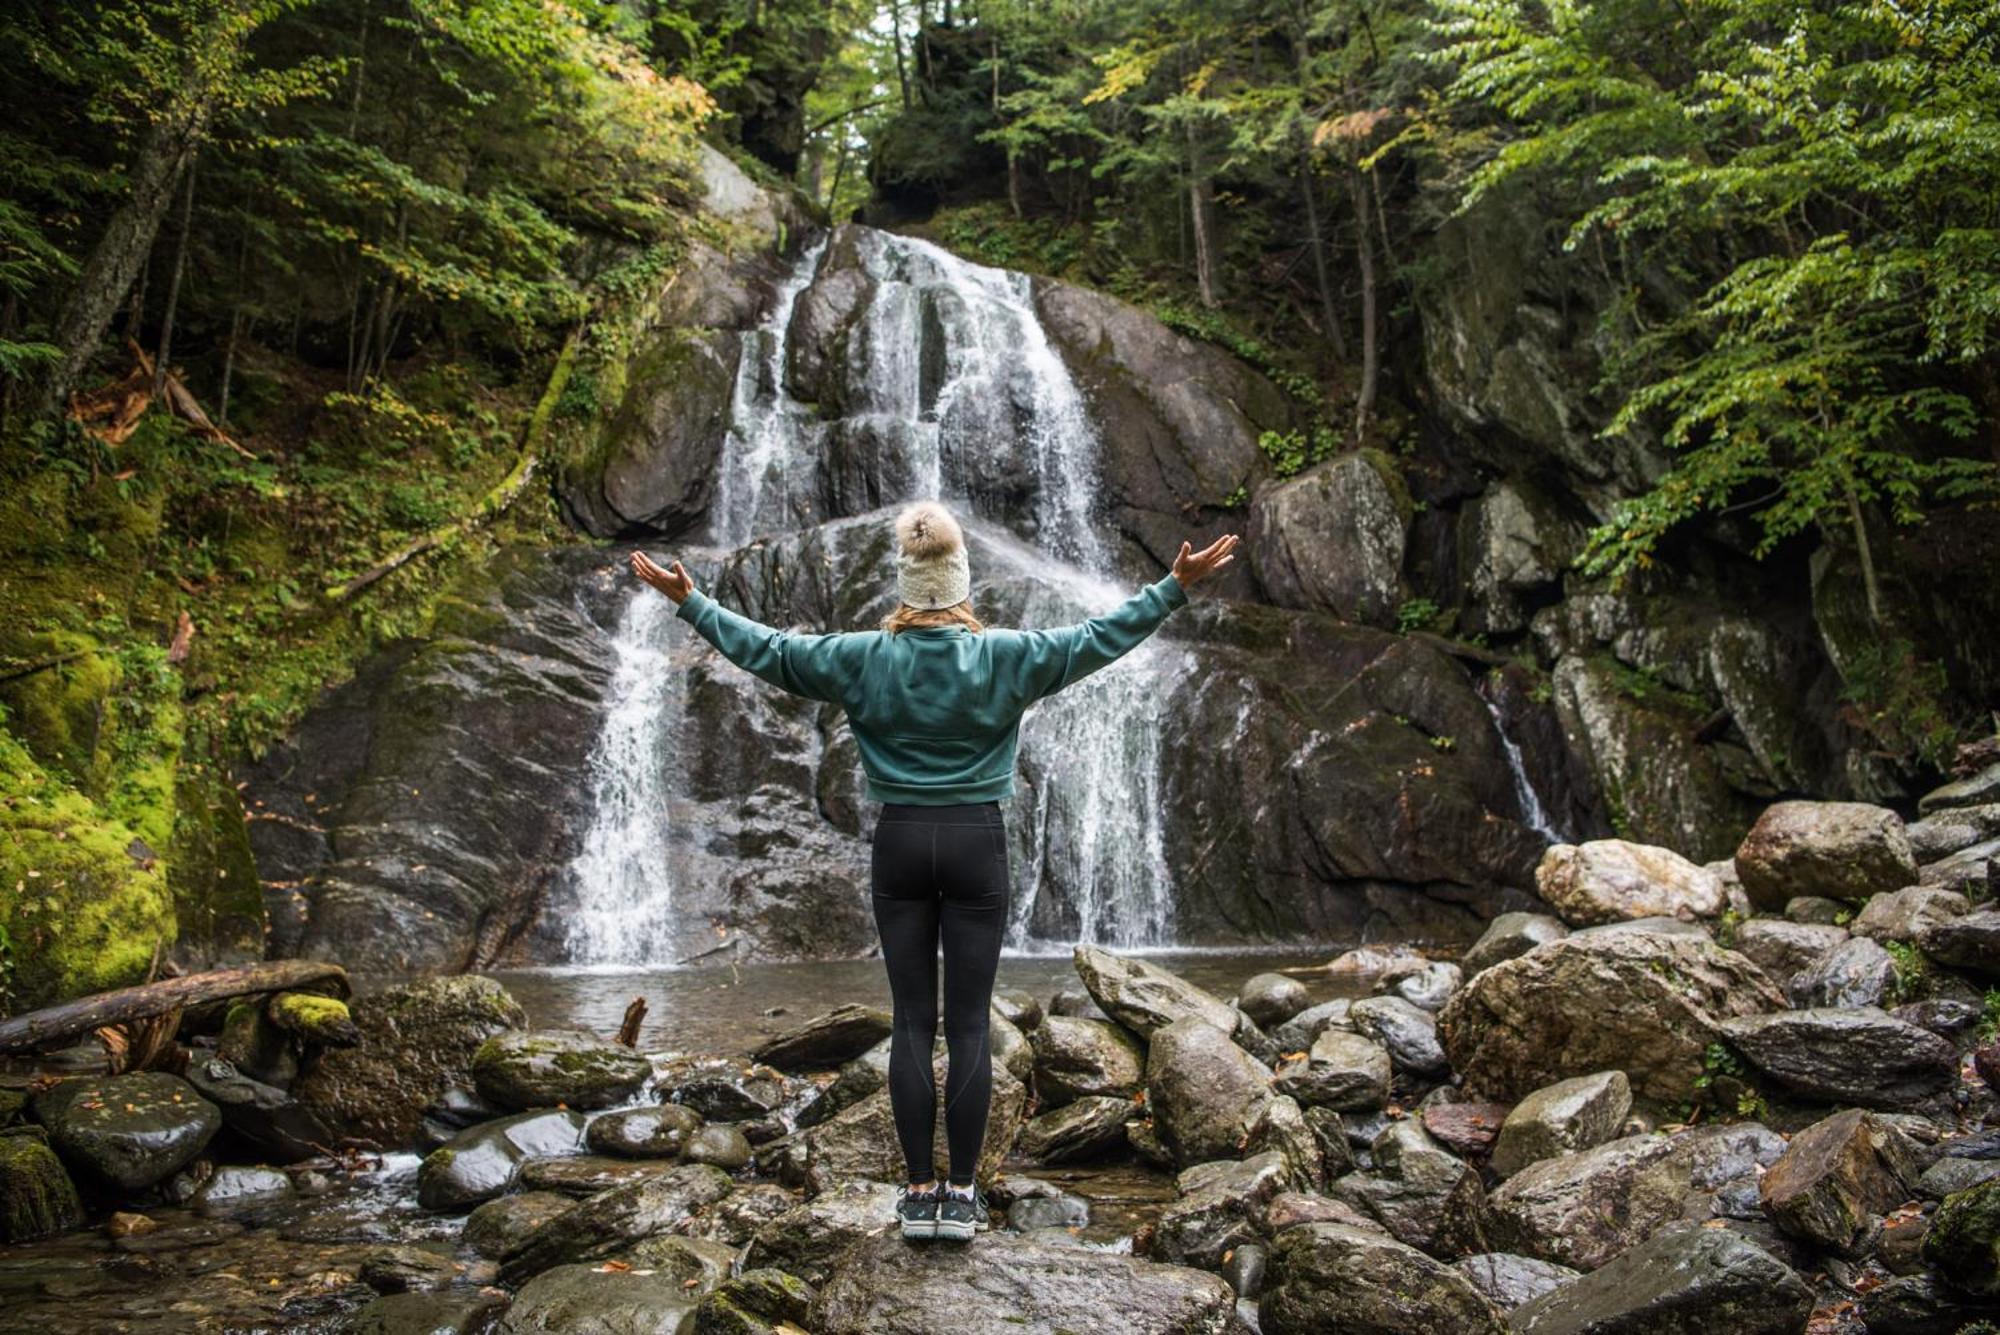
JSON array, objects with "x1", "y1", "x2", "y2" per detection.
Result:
[
  {"x1": 1171, "y1": 533, "x2": 1240, "y2": 589},
  {"x1": 630, "y1": 550, "x2": 695, "y2": 603}
]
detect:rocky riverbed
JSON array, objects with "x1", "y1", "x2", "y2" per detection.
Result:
[{"x1": 3, "y1": 791, "x2": 1999, "y2": 1333}]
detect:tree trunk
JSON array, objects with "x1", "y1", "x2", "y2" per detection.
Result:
[
  {"x1": 1187, "y1": 123, "x2": 1223, "y2": 309},
  {"x1": 1298, "y1": 151, "x2": 1346, "y2": 363},
  {"x1": 0, "y1": 961, "x2": 349, "y2": 1054},
  {"x1": 1350, "y1": 167, "x2": 1379, "y2": 439},
  {"x1": 36, "y1": 92, "x2": 213, "y2": 421},
  {"x1": 153, "y1": 154, "x2": 199, "y2": 396},
  {"x1": 889, "y1": 0, "x2": 911, "y2": 110}
]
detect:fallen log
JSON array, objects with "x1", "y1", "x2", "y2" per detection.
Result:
[{"x1": 0, "y1": 960, "x2": 349, "y2": 1054}]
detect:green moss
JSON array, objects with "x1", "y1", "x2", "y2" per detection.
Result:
[
  {"x1": 1924, "y1": 1178, "x2": 2000, "y2": 1297},
  {"x1": 268, "y1": 992, "x2": 358, "y2": 1043},
  {"x1": 0, "y1": 1133, "x2": 84, "y2": 1242}
]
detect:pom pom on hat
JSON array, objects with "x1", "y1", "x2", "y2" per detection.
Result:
[{"x1": 893, "y1": 502, "x2": 972, "y2": 610}]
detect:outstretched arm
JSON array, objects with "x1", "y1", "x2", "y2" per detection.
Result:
[
  {"x1": 629, "y1": 550, "x2": 853, "y2": 703},
  {"x1": 1016, "y1": 534, "x2": 1239, "y2": 700}
]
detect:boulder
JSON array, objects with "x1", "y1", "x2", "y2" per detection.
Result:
[
  {"x1": 1917, "y1": 837, "x2": 1998, "y2": 900},
  {"x1": 346, "y1": 1291, "x2": 504, "y2": 1334},
  {"x1": 471, "y1": 1030, "x2": 652, "y2": 1112},
  {"x1": 1730, "y1": 920, "x2": 1848, "y2": 981},
  {"x1": 1915, "y1": 909, "x2": 2000, "y2": 978},
  {"x1": 359, "y1": 1243, "x2": 461, "y2": 1294},
  {"x1": 1461, "y1": 912, "x2": 1569, "y2": 977},
  {"x1": 1788, "y1": 936, "x2": 1898, "y2": 1009},
  {"x1": 293, "y1": 975, "x2": 526, "y2": 1148},
  {"x1": 1260, "y1": 1222, "x2": 1507, "y2": 1334},
  {"x1": 190, "y1": 1164, "x2": 291, "y2": 1215},
  {"x1": 32, "y1": 1072, "x2": 220, "y2": 1192},
  {"x1": 1271, "y1": 998, "x2": 1352, "y2": 1054},
  {"x1": 749, "y1": 1004, "x2": 893, "y2": 1072},
  {"x1": 1785, "y1": 896, "x2": 1848, "y2": 924},
  {"x1": 812, "y1": 1226, "x2": 1240, "y2": 1333},
  {"x1": 1457, "y1": 480, "x2": 1584, "y2": 635},
  {"x1": 496, "y1": 1261, "x2": 702, "y2": 1334},
  {"x1": 416, "y1": 1110, "x2": 587, "y2": 1210},
  {"x1": 465, "y1": 1190, "x2": 572, "y2": 1259},
  {"x1": 1857, "y1": 1273, "x2": 1992, "y2": 1334},
  {"x1": 1535, "y1": 840, "x2": 1727, "y2": 926},
  {"x1": 1906, "y1": 803, "x2": 2000, "y2": 862},
  {"x1": 789, "y1": 1057, "x2": 1026, "y2": 1184},
  {"x1": 1274, "y1": 1028, "x2": 1390, "y2": 1112},
  {"x1": 683, "y1": 1124, "x2": 753, "y2": 1171},
  {"x1": 1850, "y1": 886, "x2": 1970, "y2": 942},
  {"x1": 1735, "y1": 800, "x2": 1918, "y2": 909},
  {"x1": 500, "y1": 1162, "x2": 734, "y2": 1283},
  {"x1": 690, "y1": 1267, "x2": 817, "y2": 1335},
  {"x1": 1146, "y1": 1016, "x2": 1275, "y2": 1165},
  {"x1": 1244, "y1": 1095, "x2": 1325, "y2": 1191},
  {"x1": 1492, "y1": 1072, "x2": 1632, "y2": 1178},
  {"x1": 660, "y1": 1060, "x2": 795, "y2": 1122},
  {"x1": 1238, "y1": 972, "x2": 1312, "y2": 1028},
  {"x1": 1438, "y1": 930, "x2": 1786, "y2": 1103},
  {"x1": 1452, "y1": 1253, "x2": 1579, "y2": 1311},
  {"x1": 1029, "y1": 1014, "x2": 1145, "y2": 1106},
  {"x1": 1349, "y1": 996, "x2": 1449, "y2": 1080},
  {"x1": 0, "y1": 1133, "x2": 83, "y2": 1241},
  {"x1": 1422, "y1": 1102, "x2": 1512, "y2": 1160},
  {"x1": 741, "y1": 1179, "x2": 902, "y2": 1287},
  {"x1": 1717, "y1": 1008, "x2": 1958, "y2": 1109},
  {"x1": 1758, "y1": 1108, "x2": 1911, "y2": 1253},
  {"x1": 1331, "y1": 1119, "x2": 1490, "y2": 1258},
  {"x1": 1919, "y1": 760, "x2": 2000, "y2": 813},
  {"x1": 1508, "y1": 1223, "x2": 1812, "y2": 1334},
  {"x1": 1248, "y1": 451, "x2": 1412, "y2": 626},
  {"x1": 1391, "y1": 962, "x2": 1463, "y2": 1013},
  {"x1": 518, "y1": 1155, "x2": 679, "y2": 1197},
  {"x1": 1924, "y1": 1176, "x2": 2000, "y2": 1297},
  {"x1": 1149, "y1": 1151, "x2": 1292, "y2": 1270},
  {"x1": 1018, "y1": 1095, "x2": 1134, "y2": 1164},
  {"x1": 587, "y1": 1104, "x2": 704, "y2": 1159},
  {"x1": 1072, "y1": 946, "x2": 1237, "y2": 1039}
]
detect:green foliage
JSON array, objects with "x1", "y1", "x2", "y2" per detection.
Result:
[
  {"x1": 1256, "y1": 427, "x2": 1339, "y2": 479},
  {"x1": 1883, "y1": 938, "x2": 1930, "y2": 1003},
  {"x1": 1397, "y1": 597, "x2": 1441, "y2": 634},
  {"x1": 1836, "y1": 638, "x2": 1963, "y2": 772},
  {"x1": 1980, "y1": 989, "x2": 2000, "y2": 1042}
]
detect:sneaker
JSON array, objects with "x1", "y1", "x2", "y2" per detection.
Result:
[
  {"x1": 896, "y1": 1182, "x2": 940, "y2": 1240},
  {"x1": 936, "y1": 1182, "x2": 987, "y2": 1241}
]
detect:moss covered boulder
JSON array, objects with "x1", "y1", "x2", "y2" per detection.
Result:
[
  {"x1": 1924, "y1": 1177, "x2": 2000, "y2": 1296},
  {"x1": 31, "y1": 1071, "x2": 220, "y2": 1192},
  {"x1": 0, "y1": 1132, "x2": 84, "y2": 1241},
  {"x1": 471, "y1": 1029, "x2": 652, "y2": 1112}
]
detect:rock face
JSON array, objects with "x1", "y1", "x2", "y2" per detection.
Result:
[
  {"x1": 1248, "y1": 451, "x2": 1412, "y2": 625},
  {"x1": 1534, "y1": 840, "x2": 1726, "y2": 925},
  {"x1": 1438, "y1": 931, "x2": 1786, "y2": 1103},
  {"x1": 1260, "y1": 1222, "x2": 1507, "y2": 1335},
  {"x1": 1509, "y1": 1224, "x2": 1813, "y2": 1334},
  {"x1": 811, "y1": 1227, "x2": 1241, "y2": 1334},
  {"x1": 1734, "y1": 800, "x2": 1919, "y2": 908},
  {"x1": 1717, "y1": 1008, "x2": 1958, "y2": 1109},
  {"x1": 293, "y1": 975, "x2": 526, "y2": 1148},
  {"x1": 471, "y1": 1030, "x2": 652, "y2": 1111},
  {"x1": 33, "y1": 1073, "x2": 220, "y2": 1192}
]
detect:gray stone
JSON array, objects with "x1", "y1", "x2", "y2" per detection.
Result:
[
  {"x1": 32, "y1": 1072, "x2": 220, "y2": 1193},
  {"x1": 496, "y1": 1262, "x2": 701, "y2": 1334},
  {"x1": 1492, "y1": 1072, "x2": 1632, "y2": 1178},
  {"x1": 750, "y1": 1004, "x2": 892, "y2": 1072},
  {"x1": 682, "y1": 1123, "x2": 752, "y2": 1171},
  {"x1": 1906, "y1": 803, "x2": 2000, "y2": 861},
  {"x1": 587, "y1": 1104, "x2": 703, "y2": 1159},
  {"x1": 1851, "y1": 886, "x2": 1970, "y2": 942},
  {"x1": 359, "y1": 1243, "x2": 461, "y2": 1294},
  {"x1": 1735, "y1": 800, "x2": 1918, "y2": 909},
  {"x1": 1462, "y1": 913, "x2": 1569, "y2": 977},
  {"x1": 518, "y1": 1155, "x2": 680, "y2": 1197},
  {"x1": 345, "y1": 1291, "x2": 504, "y2": 1335},
  {"x1": 1238, "y1": 972, "x2": 1312, "y2": 1027},
  {"x1": 465, "y1": 1190, "x2": 572, "y2": 1259},
  {"x1": 1150, "y1": 1151, "x2": 1292, "y2": 1270},
  {"x1": 1917, "y1": 836, "x2": 1998, "y2": 900},
  {"x1": 1916, "y1": 909, "x2": 2000, "y2": 977},
  {"x1": 1535, "y1": 840, "x2": 1727, "y2": 926},
  {"x1": 1730, "y1": 919, "x2": 1848, "y2": 981},
  {"x1": 1275, "y1": 1028, "x2": 1391, "y2": 1112},
  {"x1": 1392, "y1": 962, "x2": 1464, "y2": 1013},
  {"x1": 1509, "y1": 1223, "x2": 1812, "y2": 1334},
  {"x1": 1018, "y1": 1095, "x2": 1134, "y2": 1164},
  {"x1": 1788, "y1": 935, "x2": 1898, "y2": 1009},
  {"x1": 471, "y1": 1029, "x2": 652, "y2": 1112},
  {"x1": 190, "y1": 1164, "x2": 292, "y2": 1215},
  {"x1": 741, "y1": 1179, "x2": 906, "y2": 1287},
  {"x1": 1919, "y1": 760, "x2": 2000, "y2": 813},
  {"x1": 1350, "y1": 995, "x2": 1449, "y2": 1080},
  {"x1": 1758, "y1": 1108, "x2": 1910, "y2": 1252},
  {"x1": 1271, "y1": 998, "x2": 1353, "y2": 1054},
  {"x1": 1072, "y1": 945, "x2": 1237, "y2": 1039},
  {"x1": 1717, "y1": 1008, "x2": 1958, "y2": 1109},
  {"x1": 1260, "y1": 1222, "x2": 1507, "y2": 1334},
  {"x1": 689, "y1": 1267, "x2": 816, "y2": 1335},
  {"x1": 1331, "y1": 1120, "x2": 1489, "y2": 1258},
  {"x1": 416, "y1": 1110, "x2": 587, "y2": 1210},
  {"x1": 1030, "y1": 1014, "x2": 1145, "y2": 1106},
  {"x1": 1785, "y1": 896, "x2": 1849, "y2": 924},
  {"x1": 1458, "y1": 481, "x2": 1583, "y2": 634},
  {"x1": 1146, "y1": 1016, "x2": 1275, "y2": 1165},
  {"x1": 1249, "y1": 451, "x2": 1412, "y2": 626},
  {"x1": 1452, "y1": 1253, "x2": 1579, "y2": 1310},
  {"x1": 500, "y1": 1163, "x2": 734, "y2": 1283}
]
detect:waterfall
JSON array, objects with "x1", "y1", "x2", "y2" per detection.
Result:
[
  {"x1": 567, "y1": 226, "x2": 1186, "y2": 963},
  {"x1": 1483, "y1": 696, "x2": 1566, "y2": 844}
]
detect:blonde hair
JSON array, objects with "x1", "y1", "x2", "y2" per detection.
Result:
[{"x1": 882, "y1": 600, "x2": 984, "y2": 634}]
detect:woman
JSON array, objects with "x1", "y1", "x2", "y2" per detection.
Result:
[{"x1": 629, "y1": 502, "x2": 1238, "y2": 1244}]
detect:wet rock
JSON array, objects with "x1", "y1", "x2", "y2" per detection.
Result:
[
  {"x1": 1906, "y1": 803, "x2": 2000, "y2": 862},
  {"x1": 1917, "y1": 837, "x2": 1998, "y2": 900},
  {"x1": 1918, "y1": 1155, "x2": 2000, "y2": 1199},
  {"x1": 1785, "y1": 896, "x2": 1848, "y2": 924},
  {"x1": 518, "y1": 1155, "x2": 678, "y2": 1197},
  {"x1": 1030, "y1": 1014, "x2": 1145, "y2": 1106},
  {"x1": 1760, "y1": 1108, "x2": 1911, "y2": 1253},
  {"x1": 1492, "y1": 1072, "x2": 1632, "y2": 1178},
  {"x1": 1238, "y1": 972, "x2": 1312, "y2": 1028},
  {"x1": 360, "y1": 1243, "x2": 461, "y2": 1294},
  {"x1": 989, "y1": 1011, "x2": 1035, "y2": 1084},
  {"x1": 500, "y1": 1162, "x2": 735, "y2": 1283},
  {"x1": 1331, "y1": 1119, "x2": 1489, "y2": 1258},
  {"x1": 1271, "y1": 998, "x2": 1353, "y2": 1054},
  {"x1": 1146, "y1": 1016, "x2": 1275, "y2": 1165},
  {"x1": 294, "y1": 975, "x2": 526, "y2": 1149},
  {"x1": 1263, "y1": 1190, "x2": 1375, "y2": 1232},
  {"x1": 1569, "y1": 916, "x2": 1711, "y2": 941},
  {"x1": 815, "y1": 1226, "x2": 1239, "y2": 1333},
  {"x1": 1260, "y1": 1222, "x2": 1507, "y2": 1334},
  {"x1": 1458, "y1": 480, "x2": 1584, "y2": 635},
  {"x1": 1439, "y1": 930, "x2": 1786, "y2": 1103},
  {"x1": 1390, "y1": 962, "x2": 1463, "y2": 1013},
  {"x1": 690, "y1": 1267, "x2": 817, "y2": 1335},
  {"x1": 346, "y1": 1291, "x2": 506, "y2": 1335},
  {"x1": 1422, "y1": 1102, "x2": 1512, "y2": 1159},
  {"x1": 471, "y1": 1029, "x2": 652, "y2": 1112},
  {"x1": 1730, "y1": 919, "x2": 1849, "y2": 980},
  {"x1": 1248, "y1": 451, "x2": 1412, "y2": 626},
  {"x1": 1275, "y1": 1028, "x2": 1391, "y2": 1111},
  {"x1": 1509, "y1": 1223, "x2": 1812, "y2": 1334},
  {"x1": 1920, "y1": 761, "x2": 2000, "y2": 813},
  {"x1": 1894, "y1": 998, "x2": 1983, "y2": 1040},
  {"x1": 1857, "y1": 1273, "x2": 1992, "y2": 1335},
  {"x1": 749, "y1": 1003, "x2": 893, "y2": 1072},
  {"x1": 687, "y1": 1182, "x2": 798, "y2": 1247},
  {"x1": 616, "y1": 1233, "x2": 738, "y2": 1289},
  {"x1": 0, "y1": 1133, "x2": 83, "y2": 1241},
  {"x1": 496, "y1": 1261, "x2": 702, "y2": 1334},
  {"x1": 1915, "y1": 909, "x2": 2000, "y2": 978},
  {"x1": 1019, "y1": 1094, "x2": 1134, "y2": 1163},
  {"x1": 1048, "y1": 987, "x2": 1113, "y2": 1021},
  {"x1": 1244, "y1": 1094, "x2": 1325, "y2": 1188},
  {"x1": 1009, "y1": 1190, "x2": 1092, "y2": 1232},
  {"x1": 1221, "y1": 1241, "x2": 1266, "y2": 1299},
  {"x1": 1149, "y1": 1150, "x2": 1292, "y2": 1270},
  {"x1": 683, "y1": 1123, "x2": 753, "y2": 1171},
  {"x1": 1452, "y1": 1253, "x2": 1578, "y2": 1310},
  {"x1": 1718, "y1": 1008, "x2": 1958, "y2": 1109},
  {"x1": 32, "y1": 1072, "x2": 221, "y2": 1192},
  {"x1": 790, "y1": 1058, "x2": 1026, "y2": 1183},
  {"x1": 1349, "y1": 996, "x2": 1449, "y2": 1080},
  {"x1": 1735, "y1": 800, "x2": 1918, "y2": 909},
  {"x1": 660, "y1": 1060, "x2": 793, "y2": 1121},
  {"x1": 1535, "y1": 839, "x2": 1727, "y2": 926},
  {"x1": 1851, "y1": 887, "x2": 1970, "y2": 942},
  {"x1": 416, "y1": 1109, "x2": 587, "y2": 1210},
  {"x1": 587, "y1": 1104, "x2": 704, "y2": 1159},
  {"x1": 1789, "y1": 936, "x2": 1898, "y2": 1009},
  {"x1": 1462, "y1": 912, "x2": 1569, "y2": 977},
  {"x1": 464, "y1": 1190, "x2": 572, "y2": 1259},
  {"x1": 992, "y1": 988, "x2": 1042, "y2": 1032},
  {"x1": 192, "y1": 1164, "x2": 292, "y2": 1215},
  {"x1": 742, "y1": 1179, "x2": 901, "y2": 1287},
  {"x1": 1072, "y1": 945, "x2": 1237, "y2": 1039},
  {"x1": 218, "y1": 1001, "x2": 299, "y2": 1087},
  {"x1": 1923, "y1": 1176, "x2": 2000, "y2": 1297},
  {"x1": 184, "y1": 1057, "x2": 336, "y2": 1163}
]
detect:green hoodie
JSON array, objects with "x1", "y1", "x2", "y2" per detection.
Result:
[{"x1": 673, "y1": 573, "x2": 1189, "y2": 804}]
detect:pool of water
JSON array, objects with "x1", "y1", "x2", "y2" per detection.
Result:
[{"x1": 460, "y1": 945, "x2": 1360, "y2": 1054}]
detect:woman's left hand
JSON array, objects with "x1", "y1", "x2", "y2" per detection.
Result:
[{"x1": 630, "y1": 550, "x2": 695, "y2": 604}]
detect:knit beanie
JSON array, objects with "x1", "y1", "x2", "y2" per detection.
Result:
[{"x1": 894, "y1": 502, "x2": 971, "y2": 610}]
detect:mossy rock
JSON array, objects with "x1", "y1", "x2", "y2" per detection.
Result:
[
  {"x1": 0, "y1": 1132, "x2": 83, "y2": 1242},
  {"x1": 471, "y1": 1029, "x2": 653, "y2": 1112},
  {"x1": 690, "y1": 1266, "x2": 817, "y2": 1334},
  {"x1": 268, "y1": 992, "x2": 362, "y2": 1046},
  {"x1": 1925, "y1": 1177, "x2": 2000, "y2": 1297},
  {"x1": 165, "y1": 760, "x2": 263, "y2": 968}
]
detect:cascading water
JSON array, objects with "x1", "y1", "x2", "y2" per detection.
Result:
[
  {"x1": 1482, "y1": 696, "x2": 1566, "y2": 843},
  {"x1": 568, "y1": 227, "x2": 1185, "y2": 962}
]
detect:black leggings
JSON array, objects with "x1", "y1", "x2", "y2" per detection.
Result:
[{"x1": 870, "y1": 800, "x2": 1009, "y2": 1186}]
